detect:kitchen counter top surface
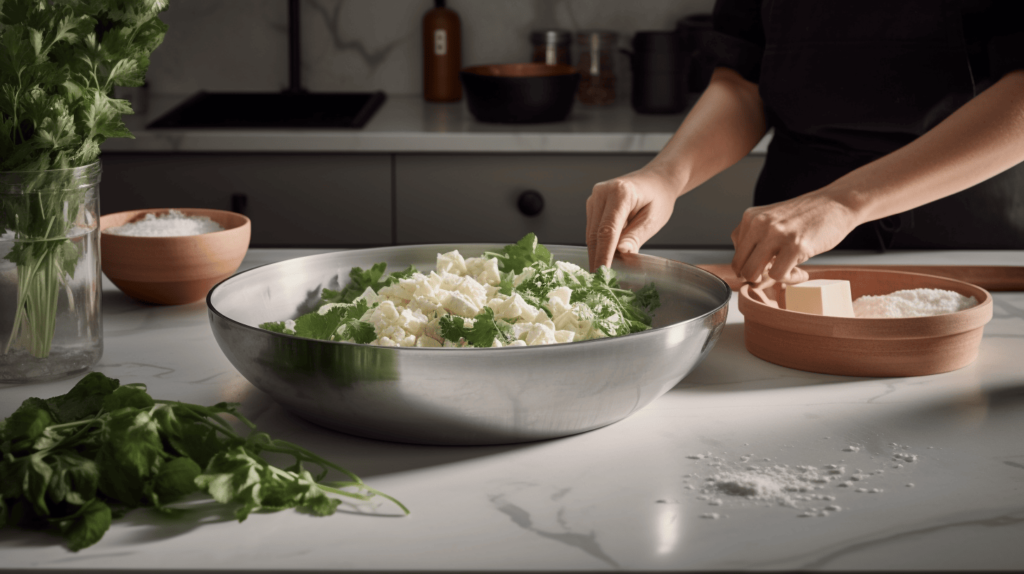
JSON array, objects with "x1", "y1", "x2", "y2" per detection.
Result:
[
  {"x1": 101, "y1": 94, "x2": 772, "y2": 155},
  {"x1": 2, "y1": 248, "x2": 1022, "y2": 572}
]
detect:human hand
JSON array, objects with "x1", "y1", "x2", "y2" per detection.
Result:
[
  {"x1": 586, "y1": 169, "x2": 680, "y2": 271},
  {"x1": 730, "y1": 191, "x2": 860, "y2": 285}
]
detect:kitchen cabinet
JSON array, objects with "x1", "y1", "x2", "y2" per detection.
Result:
[
  {"x1": 395, "y1": 154, "x2": 764, "y2": 246},
  {"x1": 99, "y1": 154, "x2": 392, "y2": 246},
  {"x1": 101, "y1": 152, "x2": 763, "y2": 248}
]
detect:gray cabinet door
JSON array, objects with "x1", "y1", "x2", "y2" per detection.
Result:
[
  {"x1": 395, "y1": 154, "x2": 763, "y2": 247},
  {"x1": 100, "y1": 154, "x2": 391, "y2": 247}
]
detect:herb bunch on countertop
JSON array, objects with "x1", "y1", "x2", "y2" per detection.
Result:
[
  {"x1": 1, "y1": 0, "x2": 167, "y2": 357},
  {"x1": 0, "y1": 372, "x2": 408, "y2": 551}
]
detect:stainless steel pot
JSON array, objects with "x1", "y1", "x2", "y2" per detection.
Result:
[{"x1": 207, "y1": 245, "x2": 730, "y2": 445}]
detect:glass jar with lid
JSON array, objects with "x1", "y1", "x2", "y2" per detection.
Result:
[
  {"x1": 575, "y1": 30, "x2": 618, "y2": 105},
  {"x1": 530, "y1": 30, "x2": 572, "y2": 66}
]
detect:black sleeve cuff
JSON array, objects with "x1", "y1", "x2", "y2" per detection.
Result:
[{"x1": 705, "y1": 30, "x2": 764, "y2": 84}]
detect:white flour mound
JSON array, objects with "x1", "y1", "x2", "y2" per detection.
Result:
[
  {"x1": 106, "y1": 209, "x2": 224, "y2": 237},
  {"x1": 853, "y1": 288, "x2": 977, "y2": 318}
]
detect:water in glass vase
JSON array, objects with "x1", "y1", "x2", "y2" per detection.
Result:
[
  {"x1": 0, "y1": 226, "x2": 103, "y2": 381},
  {"x1": 0, "y1": 163, "x2": 103, "y2": 382}
]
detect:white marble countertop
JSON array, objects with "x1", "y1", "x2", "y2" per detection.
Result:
[
  {"x1": 2, "y1": 248, "x2": 1023, "y2": 572},
  {"x1": 101, "y1": 94, "x2": 772, "y2": 155}
]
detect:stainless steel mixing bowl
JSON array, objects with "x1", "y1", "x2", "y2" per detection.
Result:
[{"x1": 207, "y1": 245, "x2": 730, "y2": 445}]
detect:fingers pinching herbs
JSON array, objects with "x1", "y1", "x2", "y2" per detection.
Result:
[
  {"x1": 586, "y1": 170, "x2": 678, "y2": 272},
  {"x1": 586, "y1": 179, "x2": 633, "y2": 272},
  {"x1": 593, "y1": 194, "x2": 632, "y2": 271},
  {"x1": 585, "y1": 194, "x2": 598, "y2": 271}
]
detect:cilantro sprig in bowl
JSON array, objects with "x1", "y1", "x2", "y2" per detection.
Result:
[{"x1": 206, "y1": 236, "x2": 731, "y2": 445}]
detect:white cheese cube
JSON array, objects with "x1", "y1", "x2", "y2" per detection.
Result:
[
  {"x1": 554, "y1": 330, "x2": 576, "y2": 344},
  {"x1": 416, "y1": 336, "x2": 442, "y2": 347},
  {"x1": 436, "y1": 250, "x2": 468, "y2": 275},
  {"x1": 784, "y1": 279, "x2": 854, "y2": 317},
  {"x1": 475, "y1": 258, "x2": 502, "y2": 286}
]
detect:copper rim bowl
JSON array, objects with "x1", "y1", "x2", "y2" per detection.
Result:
[
  {"x1": 207, "y1": 244, "x2": 730, "y2": 445},
  {"x1": 460, "y1": 63, "x2": 580, "y2": 124},
  {"x1": 738, "y1": 268, "x2": 993, "y2": 377}
]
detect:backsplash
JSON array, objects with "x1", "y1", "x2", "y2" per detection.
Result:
[{"x1": 147, "y1": 0, "x2": 713, "y2": 96}]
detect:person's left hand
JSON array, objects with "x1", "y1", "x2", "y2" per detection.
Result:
[{"x1": 730, "y1": 191, "x2": 860, "y2": 285}]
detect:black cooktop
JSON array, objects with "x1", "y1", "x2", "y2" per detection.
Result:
[{"x1": 147, "y1": 91, "x2": 387, "y2": 129}]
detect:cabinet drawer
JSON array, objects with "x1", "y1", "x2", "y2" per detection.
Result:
[
  {"x1": 100, "y1": 154, "x2": 391, "y2": 247},
  {"x1": 395, "y1": 154, "x2": 763, "y2": 247}
]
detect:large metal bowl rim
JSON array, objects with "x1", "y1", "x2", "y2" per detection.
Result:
[{"x1": 206, "y1": 244, "x2": 731, "y2": 353}]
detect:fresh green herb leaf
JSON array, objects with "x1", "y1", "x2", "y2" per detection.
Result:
[
  {"x1": 101, "y1": 384, "x2": 154, "y2": 412},
  {"x1": 258, "y1": 321, "x2": 290, "y2": 334},
  {"x1": 439, "y1": 307, "x2": 515, "y2": 348},
  {"x1": 1, "y1": 0, "x2": 168, "y2": 358},
  {"x1": 3, "y1": 398, "x2": 54, "y2": 444},
  {"x1": 47, "y1": 452, "x2": 99, "y2": 506},
  {"x1": 46, "y1": 372, "x2": 120, "y2": 423},
  {"x1": 484, "y1": 233, "x2": 552, "y2": 274},
  {"x1": 340, "y1": 320, "x2": 377, "y2": 344},
  {"x1": 59, "y1": 499, "x2": 111, "y2": 552},
  {"x1": 291, "y1": 307, "x2": 345, "y2": 340},
  {"x1": 0, "y1": 371, "x2": 406, "y2": 551},
  {"x1": 152, "y1": 456, "x2": 201, "y2": 501},
  {"x1": 323, "y1": 264, "x2": 418, "y2": 305}
]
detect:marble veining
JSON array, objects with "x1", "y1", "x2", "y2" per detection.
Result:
[
  {"x1": 0, "y1": 249, "x2": 1022, "y2": 570},
  {"x1": 147, "y1": 0, "x2": 715, "y2": 98},
  {"x1": 490, "y1": 493, "x2": 621, "y2": 569},
  {"x1": 796, "y1": 508, "x2": 1024, "y2": 570}
]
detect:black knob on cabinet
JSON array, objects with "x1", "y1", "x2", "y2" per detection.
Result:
[{"x1": 517, "y1": 190, "x2": 544, "y2": 217}]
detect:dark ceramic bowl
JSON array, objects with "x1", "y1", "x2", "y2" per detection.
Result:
[{"x1": 460, "y1": 63, "x2": 580, "y2": 124}]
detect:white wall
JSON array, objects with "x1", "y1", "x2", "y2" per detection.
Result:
[{"x1": 147, "y1": 0, "x2": 714, "y2": 96}]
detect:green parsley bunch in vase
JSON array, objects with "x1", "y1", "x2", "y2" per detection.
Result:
[{"x1": 0, "y1": 0, "x2": 167, "y2": 381}]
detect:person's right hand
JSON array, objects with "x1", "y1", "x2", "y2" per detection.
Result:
[{"x1": 586, "y1": 168, "x2": 680, "y2": 271}]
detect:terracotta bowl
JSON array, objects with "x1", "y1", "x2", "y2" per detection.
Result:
[
  {"x1": 100, "y1": 208, "x2": 251, "y2": 305},
  {"x1": 737, "y1": 269, "x2": 993, "y2": 377}
]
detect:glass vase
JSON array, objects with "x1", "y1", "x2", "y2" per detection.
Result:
[{"x1": 0, "y1": 161, "x2": 103, "y2": 382}]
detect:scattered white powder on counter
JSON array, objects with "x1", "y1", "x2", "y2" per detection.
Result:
[
  {"x1": 685, "y1": 443, "x2": 921, "y2": 519},
  {"x1": 853, "y1": 288, "x2": 978, "y2": 318},
  {"x1": 105, "y1": 209, "x2": 224, "y2": 237}
]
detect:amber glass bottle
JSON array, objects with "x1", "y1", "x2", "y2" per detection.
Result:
[{"x1": 423, "y1": 0, "x2": 462, "y2": 102}]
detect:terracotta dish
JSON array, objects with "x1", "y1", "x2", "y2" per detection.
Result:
[
  {"x1": 100, "y1": 208, "x2": 250, "y2": 305},
  {"x1": 737, "y1": 268, "x2": 993, "y2": 377},
  {"x1": 697, "y1": 263, "x2": 1024, "y2": 292}
]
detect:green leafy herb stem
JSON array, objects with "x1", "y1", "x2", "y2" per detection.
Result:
[
  {"x1": 1, "y1": 1, "x2": 168, "y2": 357},
  {"x1": 0, "y1": 372, "x2": 408, "y2": 551}
]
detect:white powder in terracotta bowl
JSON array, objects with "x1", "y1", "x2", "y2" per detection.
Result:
[
  {"x1": 853, "y1": 288, "x2": 978, "y2": 318},
  {"x1": 105, "y1": 209, "x2": 224, "y2": 237}
]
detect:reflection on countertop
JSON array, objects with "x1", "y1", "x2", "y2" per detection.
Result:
[
  {"x1": 1, "y1": 248, "x2": 1021, "y2": 571},
  {"x1": 102, "y1": 94, "x2": 773, "y2": 155}
]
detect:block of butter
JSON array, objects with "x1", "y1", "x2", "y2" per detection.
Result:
[{"x1": 784, "y1": 279, "x2": 854, "y2": 317}]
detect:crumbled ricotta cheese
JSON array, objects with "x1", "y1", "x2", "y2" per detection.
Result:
[{"x1": 363, "y1": 250, "x2": 580, "y2": 348}]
